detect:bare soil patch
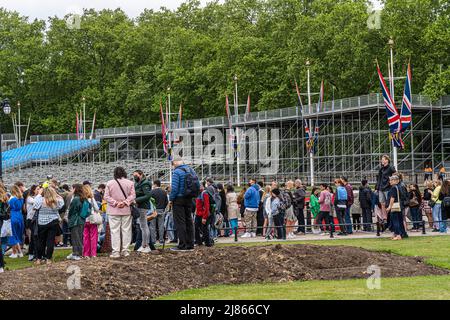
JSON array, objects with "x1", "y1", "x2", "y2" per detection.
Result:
[{"x1": 0, "y1": 244, "x2": 447, "y2": 300}]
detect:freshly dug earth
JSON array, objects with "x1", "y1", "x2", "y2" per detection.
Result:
[{"x1": 0, "y1": 244, "x2": 448, "y2": 300}]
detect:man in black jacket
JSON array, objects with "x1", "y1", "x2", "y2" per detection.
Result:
[
  {"x1": 150, "y1": 180, "x2": 168, "y2": 244},
  {"x1": 293, "y1": 179, "x2": 306, "y2": 234},
  {"x1": 375, "y1": 155, "x2": 396, "y2": 221},
  {"x1": 359, "y1": 179, "x2": 373, "y2": 231}
]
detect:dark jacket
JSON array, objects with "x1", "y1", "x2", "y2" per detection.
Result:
[
  {"x1": 359, "y1": 186, "x2": 372, "y2": 209},
  {"x1": 150, "y1": 188, "x2": 168, "y2": 210},
  {"x1": 134, "y1": 178, "x2": 152, "y2": 209},
  {"x1": 68, "y1": 196, "x2": 90, "y2": 229},
  {"x1": 293, "y1": 187, "x2": 306, "y2": 209},
  {"x1": 376, "y1": 164, "x2": 396, "y2": 192}
]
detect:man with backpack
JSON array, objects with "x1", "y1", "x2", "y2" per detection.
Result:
[
  {"x1": 194, "y1": 183, "x2": 214, "y2": 247},
  {"x1": 169, "y1": 157, "x2": 200, "y2": 252}
]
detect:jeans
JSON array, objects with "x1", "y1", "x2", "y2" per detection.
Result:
[
  {"x1": 195, "y1": 215, "x2": 213, "y2": 246},
  {"x1": 273, "y1": 214, "x2": 285, "y2": 239},
  {"x1": 164, "y1": 211, "x2": 177, "y2": 241},
  {"x1": 70, "y1": 224, "x2": 85, "y2": 257},
  {"x1": 172, "y1": 197, "x2": 195, "y2": 250},
  {"x1": 150, "y1": 209, "x2": 166, "y2": 243},
  {"x1": 229, "y1": 218, "x2": 238, "y2": 236},
  {"x1": 410, "y1": 207, "x2": 422, "y2": 229},
  {"x1": 336, "y1": 208, "x2": 347, "y2": 234},
  {"x1": 138, "y1": 208, "x2": 150, "y2": 247},
  {"x1": 295, "y1": 208, "x2": 305, "y2": 233},
  {"x1": 432, "y1": 203, "x2": 441, "y2": 230},
  {"x1": 316, "y1": 211, "x2": 334, "y2": 232},
  {"x1": 345, "y1": 206, "x2": 353, "y2": 234},
  {"x1": 362, "y1": 207, "x2": 373, "y2": 231}
]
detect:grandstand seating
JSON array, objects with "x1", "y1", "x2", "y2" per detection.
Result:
[{"x1": 2, "y1": 140, "x2": 100, "y2": 170}]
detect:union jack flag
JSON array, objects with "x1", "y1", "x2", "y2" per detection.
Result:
[
  {"x1": 400, "y1": 63, "x2": 412, "y2": 133},
  {"x1": 376, "y1": 63, "x2": 404, "y2": 148}
]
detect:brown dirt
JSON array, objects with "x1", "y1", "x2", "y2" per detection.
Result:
[{"x1": 0, "y1": 244, "x2": 448, "y2": 300}]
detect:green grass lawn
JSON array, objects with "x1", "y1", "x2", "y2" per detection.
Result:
[
  {"x1": 2, "y1": 249, "x2": 71, "y2": 271},
  {"x1": 158, "y1": 275, "x2": 450, "y2": 300},
  {"x1": 160, "y1": 236, "x2": 450, "y2": 300}
]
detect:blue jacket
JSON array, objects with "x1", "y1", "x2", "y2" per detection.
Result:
[
  {"x1": 244, "y1": 184, "x2": 261, "y2": 209},
  {"x1": 169, "y1": 164, "x2": 197, "y2": 201}
]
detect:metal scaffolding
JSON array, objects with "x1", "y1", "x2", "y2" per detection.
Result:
[{"x1": 2, "y1": 93, "x2": 449, "y2": 187}]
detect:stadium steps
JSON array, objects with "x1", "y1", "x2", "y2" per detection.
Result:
[{"x1": 2, "y1": 140, "x2": 100, "y2": 171}]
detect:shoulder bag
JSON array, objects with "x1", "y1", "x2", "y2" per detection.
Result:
[
  {"x1": 115, "y1": 179, "x2": 140, "y2": 219},
  {"x1": 391, "y1": 187, "x2": 401, "y2": 212}
]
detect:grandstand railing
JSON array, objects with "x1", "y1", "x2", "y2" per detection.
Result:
[{"x1": 95, "y1": 93, "x2": 446, "y2": 138}]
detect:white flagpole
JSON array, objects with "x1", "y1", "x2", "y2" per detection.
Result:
[
  {"x1": 168, "y1": 87, "x2": 172, "y2": 184},
  {"x1": 306, "y1": 60, "x2": 314, "y2": 186},
  {"x1": 389, "y1": 38, "x2": 398, "y2": 170},
  {"x1": 234, "y1": 74, "x2": 241, "y2": 187}
]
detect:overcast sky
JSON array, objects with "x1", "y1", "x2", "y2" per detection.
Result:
[
  {"x1": 0, "y1": 0, "x2": 214, "y2": 20},
  {"x1": 0, "y1": 0, "x2": 383, "y2": 21}
]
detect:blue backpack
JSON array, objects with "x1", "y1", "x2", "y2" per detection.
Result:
[{"x1": 337, "y1": 187, "x2": 348, "y2": 201}]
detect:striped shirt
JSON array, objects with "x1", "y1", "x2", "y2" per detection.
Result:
[{"x1": 33, "y1": 195, "x2": 64, "y2": 225}]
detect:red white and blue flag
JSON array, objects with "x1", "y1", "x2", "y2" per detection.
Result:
[
  {"x1": 400, "y1": 63, "x2": 412, "y2": 133},
  {"x1": 376, "y1": 63, "x2": 404, "y2": 148}
]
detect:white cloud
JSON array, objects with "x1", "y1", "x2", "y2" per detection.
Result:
[{"x1": 0, "y1": 0, "x2": 213, "y2": 20}]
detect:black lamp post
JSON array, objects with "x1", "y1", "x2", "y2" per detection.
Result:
[{"x1": 0, "y1": 98, "x2": 11, "y2": 181}]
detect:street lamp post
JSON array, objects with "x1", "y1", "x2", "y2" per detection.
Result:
[{"x1": 0, "y1": 98, "x2": 12, "y2": 181}]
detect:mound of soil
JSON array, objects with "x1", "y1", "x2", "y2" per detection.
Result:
[{"x1": 0, "y1": 244, "x2": 447, "y2": 300}]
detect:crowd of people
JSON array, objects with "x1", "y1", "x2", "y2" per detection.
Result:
[{"x1": 0, "y1": 155, "x2": 449, "y2": 273}]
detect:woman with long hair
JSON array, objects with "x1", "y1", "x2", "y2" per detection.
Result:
[
  {"x1": 226, "y1": 184, "x2": 239, "y2": 237},
  {"x1": 386, "y1": 175, "x2": 404, "y2": 240},
  {"x1": 431, "y1": 180, "x2": 442, "y2": 232},
  {"x1": 0, "y1": 186, "x2": 9, "y2": 273},
  {"x1": 25, "y1": 185, "x2": 38, "y2": 261},
  {"x1": 422, "y1": 181, "x2": 434, "y2": 228},
  {"x1": 33, "y1": 185, "x2": 64, "y2": 264},
  {"x1": 409, "y1": 184, "x2": 422, "y2": 231},
  {"x1": 334, "y1": 179, "x2": 348, "y2": 236},
  {"x1": 67, "y1": 184, "x2": 90, "y2": 261},
  {"x1": 8, "y1": 185, "x2": 25, "y2": 259},
  {"x1": 82, "y1": 184, "x2": 101, "y2": 258}
]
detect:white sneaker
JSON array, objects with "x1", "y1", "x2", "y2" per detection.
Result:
[
  {"x1": 251, "y1": 232, "x2": 256, "y2": 238},
  {"x1": 0, "y1": 268, "x2": 4, "y2": 273},
  {"x1": 137, "y1": 246, "x2": 145, "y2": 253},
  {"x1": 18, "y1": 252, "x2": 24, "y2": 258},
  {"x1": 122, "y1": 251, "x2": 130, "y2": 257},
  {"x1": 139, "y1": 246, "x2": 151, "y2": 253},
  {"x1": 66, "y1": 253, "x2": 74, "y2": 260},
  {"x1": 28, "y1": 255, "x2": 34, "y2": 261},
  {"x1": 241, "y1": 232, "x2": 251, "y2": 238},
  {"x1": 110, "y1": 252, "x2": 121, "y2": 259},
  {"x1": 9, "y1": 254, "x2": 18, "y2": 259},
  {"x1": 72, "y1": 255, "x2": 81, "y2": 261}
]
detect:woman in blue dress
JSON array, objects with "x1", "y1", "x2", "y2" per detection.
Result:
[{"x1": 8, "y1": 185, "x2": 25, "y2": 258}]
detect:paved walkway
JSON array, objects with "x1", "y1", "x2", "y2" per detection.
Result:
[{"x1": 215, "y1": 229, "x2": 450, "y2": 244}]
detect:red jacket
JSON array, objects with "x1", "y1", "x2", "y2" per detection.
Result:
[{"x1": 195, "y1": 191, "x2": 210, "y2": 219}]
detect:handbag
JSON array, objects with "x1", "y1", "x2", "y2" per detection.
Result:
[
  {"x1": 115, "y1": 178, "x2": 140, "y2": 219},
  {"x1": 391, "y1": 187, "x2": 401, "y2": 212},
  {"x1": 409, "y1": 196, "x2": 419, "y2": 208},
  {"x1": 89, "y1": 200, "x2": 104, "y2": 225},
  {"x1": 1, "y1": 219, "x2": 12, "y2": 237}
]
